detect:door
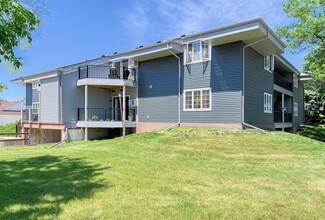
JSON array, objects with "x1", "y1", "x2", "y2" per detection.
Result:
[{"x1": 112, "y1": 96, "x2": 129, "y2": 121}]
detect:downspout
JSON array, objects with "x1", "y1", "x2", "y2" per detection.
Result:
[
  {"x1": 242, "y1": 31, "x2": 269, "y2": 132},
  {"x1": 167, "y1": 43, "x2": 181, "y2": 129}
]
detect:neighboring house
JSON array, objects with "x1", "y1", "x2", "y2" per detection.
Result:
[
  {"x1": 0, "y1": 101, "x2": 25, "y2": 126},
  {"x1": 12, "y1": 18, "x2": 310, "y2": 143}
]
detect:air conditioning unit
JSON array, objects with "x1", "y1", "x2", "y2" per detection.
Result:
[
  {"x1": 129, "y1": 99, "x2": 137, "y2": 107},
  {"x1": 128, "y1": 59, "x2": 139, "y2": 68}
]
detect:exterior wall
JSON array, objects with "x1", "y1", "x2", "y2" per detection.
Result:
[
  {"x1": 181, "y1": 41, "x2": 243, "y2": 123},
  {"x1": 138, "y1": 55, "x2": 179, "y2": 123},
  {"x1": 26, "y1": 84, "x2": 33, "y2": 106},
  {"x1": 138, "y1": 42, "x2": 243, "y2": 125},
  {"x1": 40, "y1": 77, "x2": 59, "y2": 123},
  {"x1": 61, "y1": 71, "x2": 117, "y2": 128},
  {"x1": 32, "y1": 84, "x2": 40, "y2": 103},
  {"x1": 293, "y1": 80, "x2": 304, "y2": 125},
  {"x1": 244, "y1": 46, "x2": 274, "y2": 127}
]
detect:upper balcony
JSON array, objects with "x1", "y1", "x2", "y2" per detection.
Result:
[
  {"x1": 77, "y1": 65, "x2": 137, "y2": 88},
  {"x1": 274, "y1": 72, "x2": 292, "y2": 92}
]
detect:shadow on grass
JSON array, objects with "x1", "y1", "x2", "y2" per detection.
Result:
[{"x1": 0, "y1": 155, "x2": 108, "y2": 219}]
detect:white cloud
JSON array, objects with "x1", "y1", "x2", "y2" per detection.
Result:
[{"x1": 123, "y1": 0, "x2": 288, "y2": 41}]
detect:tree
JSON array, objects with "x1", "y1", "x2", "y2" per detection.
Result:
[
  {"x1": 0, "y1": 0, "x2": 40, "y2": 70},
  {"x1": 277, "y1": 0, "x2": 325, "y2": 124}
]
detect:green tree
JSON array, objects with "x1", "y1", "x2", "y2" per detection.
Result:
[
  {"x1": 0, "y1": 0, "x2": 40, "y2": 69},
  {"x1": 277, "y1": 0, "x2": 325, "y2": 124},
  {"x1": 0, "y1": 0, "x2": 41, "y2": 92}
]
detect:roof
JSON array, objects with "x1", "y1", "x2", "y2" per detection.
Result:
[
  {"x1": 0, "y1": 101, "x2": 25, "y2": 115},
  {"x1": 12, "y1": 18, "x2": 294, "y2": 84}
]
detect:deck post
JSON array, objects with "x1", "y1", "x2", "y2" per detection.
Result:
[
  {"x1": 281, "y1": 93, "x2": 284, "y2": 132},
  {"x1": 28, "y1": 109, "x2": 31, "y2": 124},
  {"x1": 85, "y1": 85, "x2": 88, "y2": 140},
  {"x1": 122, "y1": 85, "x2": 126, "y2": 137}
]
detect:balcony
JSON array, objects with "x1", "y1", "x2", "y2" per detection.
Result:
[
  {"x1": 274, "y1": 111, "x2": 292, "y2": 123},
  {"x1": 21, "y1": 107, "x2": 38, "y2": 123},
  {"x1": 77, "y1": 65, "x2": 137, "y2": 88},
  {"x1": 76, "y1": 108, "x2": 136, "y2": 128},
  {"x1": 274, "y1": 72, "x2": 292, "y2": 91}
]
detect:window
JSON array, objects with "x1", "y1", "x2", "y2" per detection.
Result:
[
  {"x1": 264, "y1": 55, "x2": 273, "y2": 72},
  {"x1": 294, "y1": 102, "x2": 298, "y2": 116},
  {"x1": 32, "y1": 83, "x2": 40, "y2": 89},
  {"x1": 293, "y1": 74, "x2": 298, "y2": 88},
  {"x1": 264, "y1": 93, "x2": 272, "y2": 113},
  {"x1": 186, "y1": 41, "x2": 210, "y2": 63},
  {"x1": 32, "y1": 102, "x2": 39, "y2": 114},
  {"x1": 184, "y1": 88, "x2": 211, "y2": 111}
]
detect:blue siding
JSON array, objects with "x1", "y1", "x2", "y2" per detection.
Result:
[
  {"x1": 293, "y1": 81, "x2": 304, "y2": 124},
  {"x1": 26, "y1": 84, "x2": 32, "y2": 106},
  {"x1": 138, "y1": 41, "x2": 243, "y2": 124},
  {"x1": 181, "y1": 41, "x2": 243, "y2": 123},
  {"x1": 138, "y1": 56, "x2": 179, "y2": 123},
  {"x1": 244, "y1": 47, "x2": 274, "y2": 126}
]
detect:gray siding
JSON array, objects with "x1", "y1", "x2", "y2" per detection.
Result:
[
  {"x1": 62, "y1": 71, "x2": 111, "y2": 128},
  {"x1": 138, "y1": 55, "x2": 179, "y2": 123},
  {"x1": 181, "y1": 41, "x2": 243, "y2": 123},
  {"x1": 40, "y1": 77, "x2": 59, "y2": 123},
  {"x1": 26, "y1": 84, "x2": 32, "y2": 106},
  {"x1": 293, "y1": 81, "x2": 304, "y2": 124},
  {"x1": 244, "y1": 47, "x2": 274, "y2": 126}
]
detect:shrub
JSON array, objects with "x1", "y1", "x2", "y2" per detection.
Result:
[
  {"x1": 297, "y1": 125, "x2": 325, "y2": 142},
  {"x1": 91, "y1": 116, "x2": 99, "y2": 121}
]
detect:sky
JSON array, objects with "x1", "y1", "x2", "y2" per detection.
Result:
[{"x1": 0, "y1": 0, "x2": 306, "y2": 101}]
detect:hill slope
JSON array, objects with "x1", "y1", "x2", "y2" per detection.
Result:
[{"x1": 0, "y1": 128, "x2": 324, "y2": 219}]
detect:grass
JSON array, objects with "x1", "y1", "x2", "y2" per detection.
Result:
[
  {"x1": 297, "y1": 124, "x2": 325, "y2": 142},
  {"x1": 0, "y1": 127, "x2": 324, "y2": 219},
  {"x1": 0, "y1": 122, "x2": 16, "y2": 133}
]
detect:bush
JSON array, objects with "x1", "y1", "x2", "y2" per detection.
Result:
[
  {"x1": 297, "y1": 125, "x2": 325, "y2": 142},
  {"x1": 91, "y1": 116, "x2": 99, "y2": 121}
]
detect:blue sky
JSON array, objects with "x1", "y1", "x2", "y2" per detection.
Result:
[{"x1": 0, "y1": 0, "x2": 306, "y2": 101}]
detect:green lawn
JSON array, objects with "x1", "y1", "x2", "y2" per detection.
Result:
[
  {"x1": 0, "y1": 122, "x2": 16, "y2": 133},
  {"x1": 0, "y1": 128, "x2": 324, "y2": 219}
]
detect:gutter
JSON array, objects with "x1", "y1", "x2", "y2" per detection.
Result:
[
  {"x1": 242, "y1": 31, "x2": 269, "y2": 132},
  {"x1": 167, "y1": 43, "x2": 181, "y2": 127}
]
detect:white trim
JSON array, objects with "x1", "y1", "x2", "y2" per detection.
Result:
[
  {"x1": 184, "y1": 40, "x2": 211, "y2": 65},
  {"x1": 32, "y1": 102, "x2": 40, "y2": 114},
  {"x1": 293, "y1": 102, "x2": 298, "y2": 117},
  {"x1": 264, "y1": 55, "x2": 273, "y2": 72},
  {"x1": 293, "y1": 74, "x2": 298, "y2": 88},
  {"x1": 264, "y1": 92, "x2": 272, "y2": 113},
  {"x1": 183, "y1": 88, "x2": 212, "y2": 111}
]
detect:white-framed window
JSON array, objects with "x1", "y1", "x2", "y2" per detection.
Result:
[
  {"x1": 184, "y1": 88, "x2": 211, "y2": 111},
  {"x1": 185, "y1": 40, "x2": 211, "y2": 64},
  {"x1": 294, "y1": 102, "x2": 298, "y2": 116},
  {"x1": 32, "y1": 102, "x2": 39, "y2": 114},
  {"x1": 264, "y1": 92, "x2": 272, "y2": 113},
  {"x1": 32, "y1": 83, "x2": 40, "y2": 89},
  {"x1": 293, "y1": 74, "x2": 298, "y2": 88},
  {"x1": 264, "y1": 55, "x2": 274, "y2": 72}
]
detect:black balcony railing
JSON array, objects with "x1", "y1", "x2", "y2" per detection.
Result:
[
  {"x1": 274, "y1": 72, "x2": 292, "y2": 91},
  {"x1": 77, "y1": 108, "x2": 136, "y2": 122},
  {"x1": 78, "y1": 65, "x2": 136, "y2": 81},
  {"x1": 274, "y1": 111, "x2": 292, "y2": 123}
]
